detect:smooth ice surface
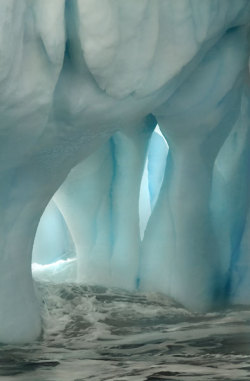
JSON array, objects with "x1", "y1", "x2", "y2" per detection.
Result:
[
  {"x1": 139, "y1": 126, "x2": 169, "y2": 237},
  {"x1": 33, "y1": 200, "x2": 75, "y2": 265},
  {"x1": 0, "y1": 0, "x2": 249, "y2": 343}
]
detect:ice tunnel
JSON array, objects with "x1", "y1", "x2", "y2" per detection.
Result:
[{"x1": 0, "y1": 0, "x2": 250, "y2": 344}]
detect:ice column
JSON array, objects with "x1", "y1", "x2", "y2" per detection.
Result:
[
  {"x1": 213, "y1": 89, "x2": 250, "y2": 303},
  {"x1": 55, "y1": 118, "x2": 155, "y2": 289},
  {"x1": 140, "y1": 27, "x2": 250, "y2": 311},
  {"x1": 0, "y1": 0, "x2": 66, "y2": 343}
]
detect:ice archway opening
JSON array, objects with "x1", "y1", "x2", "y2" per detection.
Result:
[{"x1": 32, "y1": 125, "x2": 169, "y2": 282}]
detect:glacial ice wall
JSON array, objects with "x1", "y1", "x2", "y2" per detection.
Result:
[{"x1": 0, "y1": 0, "x2": 249, "y2": 343}]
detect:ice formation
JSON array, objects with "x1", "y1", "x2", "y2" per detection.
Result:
[
  {"x1": 0, "y1": 0, "x2": 249, "y2": 343},
  {"x1": 33, "y1": 200, "x2": 74, "y2": 265}
]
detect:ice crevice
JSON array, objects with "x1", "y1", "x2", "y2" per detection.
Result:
[{"x1": 0, "y1": 0, "x2": 249, "y2": 343}]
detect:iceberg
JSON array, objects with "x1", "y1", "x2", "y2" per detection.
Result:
[{"x1": 0, "y1": 0, "x2": 249, "y2": 343}]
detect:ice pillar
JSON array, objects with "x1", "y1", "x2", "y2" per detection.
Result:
[
  {"x1": 140, "y1": 27, "x2": 250, "y2": 310},
  {"x1": 55, "y1": 117, "x2": 155, "y2": 289},
  {"x1": 0, "y1": 163, "x2": 66, "y2": 343}
]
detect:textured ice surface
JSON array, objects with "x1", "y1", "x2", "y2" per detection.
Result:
[
  {"x1": 32, "y1": 259, "x2": 77, "y2": 283},
  {"x1": 0, "y1": 0, "x2": 249, "y2": 343}
]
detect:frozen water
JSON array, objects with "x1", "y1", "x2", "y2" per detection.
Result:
[
  {"x1": 0, "y1": 0, "x2": 249, "y2": 344},
  {"x1": 32, "y1": 259, "x2": 77, "y2": 283},
  {"x1": 33, "y1": 200, "x2": 75, "y2": 265}
]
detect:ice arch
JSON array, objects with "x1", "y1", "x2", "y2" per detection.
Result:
[
  {"x1": 32, "y1": 200, "x2": 76, "y2": 282},
  {"x1": 0, "y1": 0, "x2": 249, "y2": 343},
  {"x1": 32, "y1": 125, "x2": 168, "y2": 283},
  {"x1": 32, "y1": 200, "x2": 75, "y2": 266}
]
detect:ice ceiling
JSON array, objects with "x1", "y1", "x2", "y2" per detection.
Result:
[{"x1": 0, "y1": 0, "x2": 249, "y2": 344}]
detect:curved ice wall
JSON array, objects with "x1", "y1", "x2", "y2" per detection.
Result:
[
  {"x1": 33, "y1": 200, "x2": 74, "y2": 265},
  {"x1": 0, "y1": 0, "x2": 249, "y2": 343}
]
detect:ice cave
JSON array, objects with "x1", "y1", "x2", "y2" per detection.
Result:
[{"x1": 0, "y1": 1, "x2": 250, "y2": 379}]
